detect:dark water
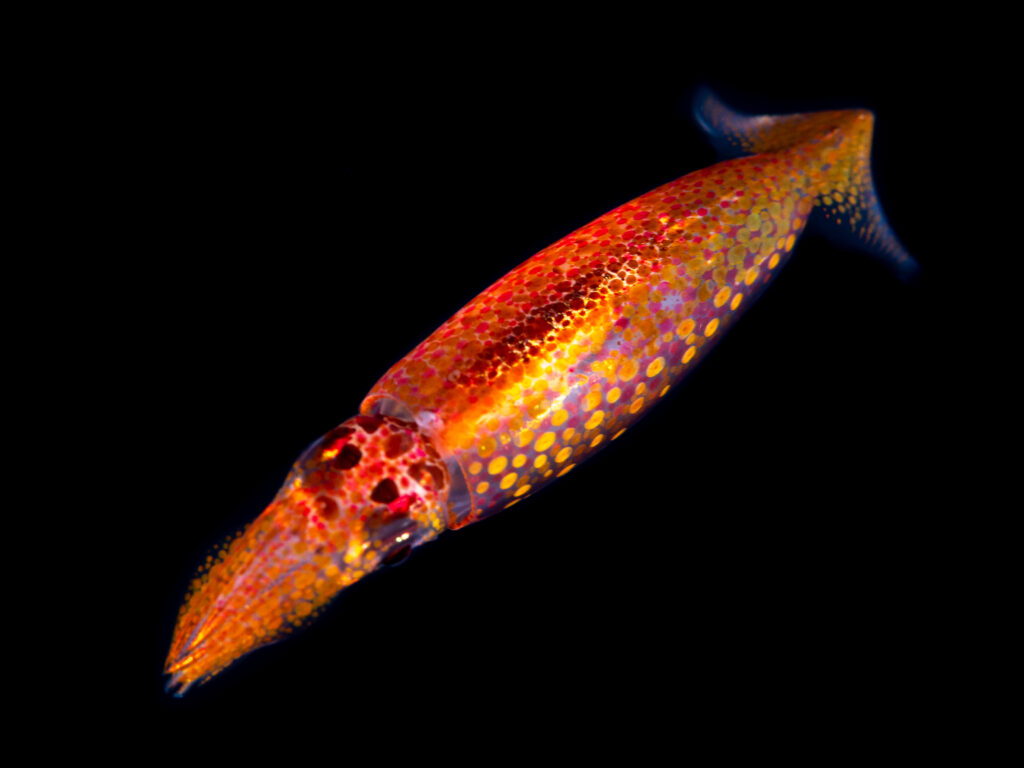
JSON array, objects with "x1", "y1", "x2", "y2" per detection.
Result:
[{"x1": 85, "y1": 39, "x2": 979, "y2": 751}]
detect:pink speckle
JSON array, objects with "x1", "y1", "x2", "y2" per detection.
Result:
[{"x1": 388, "y1": 494, "x2": 416, "y2": 517}]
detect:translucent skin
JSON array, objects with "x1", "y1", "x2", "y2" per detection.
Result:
[
  {"x1": 365, "y1": 109, "x2": 891, "y2": 525},
  {"x1": 168, "y1": 101, "x2": 912, "y2": 693},
  {"x1": 165, "y1": 414, "x2": 449, "y2": 694}
]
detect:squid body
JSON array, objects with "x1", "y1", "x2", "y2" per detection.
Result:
[{"x1": 165, "y1": 91, "x2": 916, "y2": 694}]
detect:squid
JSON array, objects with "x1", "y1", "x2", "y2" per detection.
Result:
[{"x1": 165, "y1": 90, "x2": 917, "y2": 694}]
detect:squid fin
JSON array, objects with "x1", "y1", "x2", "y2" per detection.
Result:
[{"x1": 694, "y1": 87, "x2": 919, "y2": 282}]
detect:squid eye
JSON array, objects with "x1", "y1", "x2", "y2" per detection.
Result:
[{"x1": 381, "y1": 543, "x2": 411, "y2": 567}]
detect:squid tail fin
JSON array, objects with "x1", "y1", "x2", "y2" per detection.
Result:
[{"x1": 693, "y1": 87, "x2": 919, "y2": 282}]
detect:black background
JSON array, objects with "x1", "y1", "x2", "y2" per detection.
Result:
[{"x1": 82, "y1": 29, "x2": 976, "y2": 747}]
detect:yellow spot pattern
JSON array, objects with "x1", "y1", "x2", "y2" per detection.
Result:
[
  {"x1": 618, "y1": 358, "x2": 639, "y2": 381},
  {"x1": 351, "y1": 105, "x2": 882, "y2": 531},
  {"x1": 535, "y1": 432, "x2": 556, "y2": 452}
]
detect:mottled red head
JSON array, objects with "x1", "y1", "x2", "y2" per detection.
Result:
[{"x1": 165, "y1": 414, "x2": 450, "y2": 694}]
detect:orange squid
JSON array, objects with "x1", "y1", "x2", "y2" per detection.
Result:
[{"x1": 165, "y1": 89, "x2": 917, "y2": 694}]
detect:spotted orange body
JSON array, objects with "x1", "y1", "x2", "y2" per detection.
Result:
[{"x1": 166, "y1": 91, "x2": 916, "y2": 694}]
